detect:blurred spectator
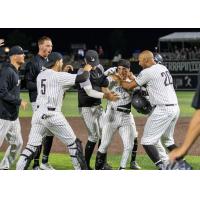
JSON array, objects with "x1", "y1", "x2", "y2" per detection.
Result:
[
  {"x1": 112, "y1": 52, "x2": 122, "y2": 62},
  {"x1": 98, "y1": 45, "x2": 104, "y2": 58}
]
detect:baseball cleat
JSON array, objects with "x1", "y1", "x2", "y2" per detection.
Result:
[
  {"x1": 130, "y1": 161, "x2": 141, "y2": 170},
  {"x1": 33, "y1": 166, "x2": 41, "y2": 170},
  {"x1": 118, "y1": 167, "x2": 126, "y2": 170},
  {"x1": 40, "y1": 163, "x2": 55, "y2": 170},
  {"x1": 102, "y1": 163, "x2": 112, "y2": 170}
]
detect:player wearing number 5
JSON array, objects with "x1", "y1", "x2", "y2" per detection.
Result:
[{"x1": 120, "y1": 50, "x2": 183, "y2": 169}]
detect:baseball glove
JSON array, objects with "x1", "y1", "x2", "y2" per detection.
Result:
[{"x1": 131, "y1": 88, "x2": 152, "y2": 115}]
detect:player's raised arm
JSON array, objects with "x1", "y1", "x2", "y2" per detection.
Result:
[
  {"x1": 121, "y1": 79, "x2": 138, "y2": 90},
  {"x1": 75, "y1": 64, "x2": 92, "y2": 83}
]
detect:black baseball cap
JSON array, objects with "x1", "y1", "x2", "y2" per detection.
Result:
[
  {"x1": 9, "y1": 45, "x2": 24, "y2": 57},
  {"x1": 45, "y1": 52, "x2": 63, "y2": 68},
  {"x1": 85, "y1": 50, "x2": 99, "y2": 67},
  {"x1": 118, "y1": 59, "x2": 130, "y2": 68}
]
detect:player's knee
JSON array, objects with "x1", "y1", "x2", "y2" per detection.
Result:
[{"x1": 141, "y1": 137, "x2": 157, "y2": 145}]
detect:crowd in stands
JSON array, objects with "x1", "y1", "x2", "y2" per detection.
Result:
[{"x1": 161, "y1": 46, "x2": 200, "y2": 61}]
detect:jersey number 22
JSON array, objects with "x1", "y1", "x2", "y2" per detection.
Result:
[{"x1": 161, "y1": 71, "x2": 173, "y2": 86}]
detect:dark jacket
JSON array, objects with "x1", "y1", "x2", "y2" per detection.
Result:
[
  {"x1": 78, "y1": 65, "x2": 109, "y2": 107},
  {"x1": 0, "y1": 63, "x2": 21, "y2": 121},
  {"x1": 25, "y1": 54, "x2": 48, "y2": 102}
]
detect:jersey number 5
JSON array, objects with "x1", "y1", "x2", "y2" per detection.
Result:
[
  {"x1": 41, "y1": 79, "x2": 46, "y2": 95},
  {"x1": 161, "y1": 71, "x2": 173, "y2": 86}
]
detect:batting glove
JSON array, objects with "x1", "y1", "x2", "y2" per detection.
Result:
[{"x1": 104, "y1": 67, "x2": 117, "y2": 76}]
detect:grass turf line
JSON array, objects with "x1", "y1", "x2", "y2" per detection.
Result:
[{"x1": 0, "y1": 152, "x2": 198, "y2": 170}]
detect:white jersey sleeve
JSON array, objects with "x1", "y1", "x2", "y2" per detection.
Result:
[
  {"x1": 83, "y1": 85, "x2": 104, "y2": 99},
  {"x1": 57, "y1": 72, "x2": 77, "y2": 88},
  {"x1": 135, "y1": 69, "x2": 151, "y2": 86},
  {"x1": 77, "y1": 68, "x2": 91, "y2": 88}
]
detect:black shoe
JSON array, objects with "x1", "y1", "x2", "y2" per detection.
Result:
[
  {"x1": 102, "y1": 163, "x2": 112, "y2": 170},
  {"x1": 119, "y1": 167, "x2": 125, "y2": 170},
  {"x1": 130, "y1": 161, "x2": 141, "y2": 170},
  {"x1": 87, "y1": 166, "x2": 93, "y2": 170},
  {"x1": 33, "y1": 166, "x2": 41, "y2": 170}
]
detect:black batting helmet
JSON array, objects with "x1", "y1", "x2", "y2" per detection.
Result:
[{"x1": 131, "y1": 89, "x2": 152, "y2": 115}]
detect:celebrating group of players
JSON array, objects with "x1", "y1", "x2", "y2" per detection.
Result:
[{"x1": 0, "y1": 36, "x2": 193, "y2": 170}]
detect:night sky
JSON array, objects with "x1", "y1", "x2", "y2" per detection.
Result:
[{"x1": 1, "y1": 28, "x2": 200, "y2": 58}]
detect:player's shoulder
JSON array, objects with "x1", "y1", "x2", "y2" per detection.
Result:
[
  {"x1": 38, "y1": 68, "x2": 50, "y2": 76},
  {"x1": 1, "y1": 63, "x2": 14, "y2": 75},
  {"x1": 97, "y1": 64, "x2": 104, "y2": 73}
]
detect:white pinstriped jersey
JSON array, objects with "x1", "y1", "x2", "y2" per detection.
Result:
[
  {"x1": 107, "y1": 76, "x2": 132, "y2": 108},
  {"x1": 36, "y1": 69, "x2": 77, "y2": 111},
  {"x1": 135, "y1": 64, "x2": 178, "y2": 105}
]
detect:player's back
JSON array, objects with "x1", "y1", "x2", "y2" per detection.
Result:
[
  {"x1": 36, "y1": 69, "x2": 71, "y2": 111},
  {"x1": 136, "y1": 64, "x2": 178, "y2": 105}
]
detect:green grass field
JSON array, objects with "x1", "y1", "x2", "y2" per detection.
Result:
[
  {"x1": 19, "y1": 91, "x2": 196, "y2": 118},
  {"x1": 0, "y1": 152, "x2": 198, "y2": 170}
]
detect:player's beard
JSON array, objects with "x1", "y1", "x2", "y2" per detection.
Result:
[{"x1": 16, "y1": 59, "x2": 24, "y2": 66}]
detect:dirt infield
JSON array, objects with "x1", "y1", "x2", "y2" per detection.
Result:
[{"x1": 1, "y1": 117, "x2": 200, "y2": 155}]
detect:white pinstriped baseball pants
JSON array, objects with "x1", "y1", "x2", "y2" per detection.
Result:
[
  {"x1": 17, "y1": 109, "x2": 81, "y2": 169},
  {"x1": 80, "y1": 105, "x2": 104, "y2": 143},
  {"x1": 98, "y1": 107, "x2": 137, "y2": 168},
  {"x1": 0, "y1": 118, "x2": 23, "y2": 169},
  {"x1": 141, "y1": 105, "x2": 180, "y2": 146}
]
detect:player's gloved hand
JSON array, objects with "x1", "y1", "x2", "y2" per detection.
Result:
[
  {"x1": 83, "y1": 64, "x2": 92, "y2": 72},
  {"x1": 104, "y1": 67, "x2": 117, "y2": 76},
  {"x1": 20, "y1": 100, "x2": 28, "y2": 110},
  {"x1": 0, "y1": 39, "x2": 5, "y2": 47},
  {"x1": 103, "y1": 92, "x2": 119, "y2": 101}
]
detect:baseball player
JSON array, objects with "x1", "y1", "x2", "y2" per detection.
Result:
[
  {"x1": 16, "y1": 52, "x2": 92, "y2": 170},
  {"x1": 0, "y1": 46, "x2": 27, "y2": 170},
  {"x1": 120, "y1": 50, "x2": 181, "y2": 169},
  {"x1": 25, "y1": 36, "x2": 54, "y2": 170},
  {"x1": 95, "y1": 59, "x2": 139, "y2": 170},
  {"x1": 77, "y1": 50, "x2": 119, "y2": 170}
]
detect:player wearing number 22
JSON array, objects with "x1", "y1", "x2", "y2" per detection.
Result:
[{"x1": 121, "y1": 50, "x2": 182, "y2": 170}]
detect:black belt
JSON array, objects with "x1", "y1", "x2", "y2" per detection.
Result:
[
  {"x1": 111, "y1": 107, "x2": 131, "y2": 114},
  {"x1": 37, "y1": 106, "x2": 56, "y2": 111},
  {"x1": 153, "y1": 104, "x2": 176, "y2": 108}
]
